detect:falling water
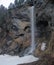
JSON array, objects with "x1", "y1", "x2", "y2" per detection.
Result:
[
  {"x1": 29, "y1": 6, "x2": 35, "y2": 54},
  {"x1": 23, "y1": 6, "x2": 36, "y2": 56}
]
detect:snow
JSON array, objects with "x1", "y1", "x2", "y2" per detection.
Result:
[
  {"x1": 41, "y1": 42, "x2": 46, "y2": 51},
  {"x1": 0, "y1": 54, "x2": 39, "y2": 65}
]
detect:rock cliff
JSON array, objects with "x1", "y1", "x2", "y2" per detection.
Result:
[{"x1": 0, "y1": 0, "x2": 54, "y2": 59}]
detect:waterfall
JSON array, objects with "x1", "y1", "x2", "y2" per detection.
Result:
[
  {"x1": 29, "y1": 6, "x2": 35, "y2": 54},
  {"x1": 23, "y1": 6, "x2": 36, "y2": 56}
]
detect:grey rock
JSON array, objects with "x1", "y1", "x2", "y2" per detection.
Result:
[
  {"x1": 7, "y1": 41, "x2": 12, "y2": 46},
  {"x1": 0, "y1": 49, "x2": 2, "y2": 54},
  {"x1": 9, "y1": 51, "x2": 14, "y2": 56}
]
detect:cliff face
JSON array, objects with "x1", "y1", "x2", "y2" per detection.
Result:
[
  {"x1": 33, "y1": 0, "x2": 54, "y2": 57},
  {"x1": 0, "y1": 5, "x2": 31, "y2": 56},
  {"x1": 0, "y1": 0, "x2": 54, "y2": 58}
]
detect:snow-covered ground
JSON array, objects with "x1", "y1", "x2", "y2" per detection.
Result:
[{"x1": 0, "y1": 54, "x2": 39, "y2": 65}]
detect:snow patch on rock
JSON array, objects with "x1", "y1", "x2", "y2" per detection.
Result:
[{"x1": 41, "y1": 42, "x2": 46, "y2": 51}]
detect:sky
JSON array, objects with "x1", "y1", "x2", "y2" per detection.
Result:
[{"x1": 0, "y1": 0, "x2": 15, "y2": 8}]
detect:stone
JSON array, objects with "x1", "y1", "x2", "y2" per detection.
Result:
[
  {"x1": 0, "y1": 49, "x2": 2, "y2": 54},
  {"x1": 7, "y1": 41, "x2": 12, "y2": 46},
  {"x1": 0, "y1": 28, "x2": 2, "y2": 33},
  {"x1": 9, "y1": 51, "x2": 14, "y2": 56}
]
